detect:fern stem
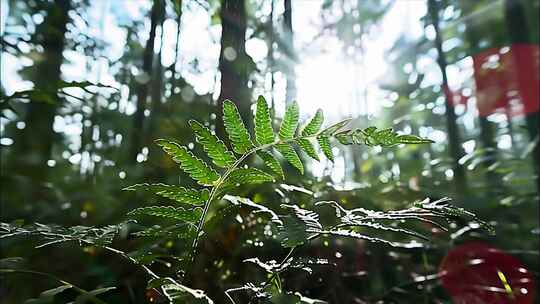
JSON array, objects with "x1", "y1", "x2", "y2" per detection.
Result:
[
  {"x1": 189, "y1": 133, "x2": 322, "y2": 261},
  {"x1": 189, "y1": 147, "x2": 258, "y2": 260}
]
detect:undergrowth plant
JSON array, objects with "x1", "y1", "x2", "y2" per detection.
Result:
[{"x1": 1, "y1": 96, "x2": 492, "y2": 303}]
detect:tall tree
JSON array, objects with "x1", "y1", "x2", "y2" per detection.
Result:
[
  {"x1": 17, "y1": 0, "x2": 71, "y2": 171},
  {"x1": 129, "y1": 0, "x2": 162, "y2": 162},
  {"x1": 283, "y1": 0, "x2": 296, "y2": 103},
  {"x1": 217, "y1": 0, "x2": 251, "y2": 135},
  {"x1": 427, "y1": 0, "x2": 467, "y2": 194},
  {"x1": 149, "y1": 1, "x2": 167, "y2": 141},
  {"x1": 503, "y1": 0, "x2": 540, "y2": 193}
]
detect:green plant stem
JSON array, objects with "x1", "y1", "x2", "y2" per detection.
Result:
[{"x1": 189, "y1": 133, "x2": 324, "y2": 261}]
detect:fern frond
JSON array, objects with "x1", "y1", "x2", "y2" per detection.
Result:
[
  {"x1": 223, "y1": 100, "x2": 253, "y2": 154},
  {"x1": 301, "y1": 109, "x2": 324, "y2": 136},
  {"x1": 296, "y1": 138, "x2": 320, "y2": 161},
  {"x1": 254, "y1": 95, "x2": 275, "y2": 145},
  {"x1": 278, "y1": 101, "x2": 299, "y2": 140},
  {"x1": 155, "y1": 139, "x2": 219, "y2": 186},
  {"x1": 275, "y1": 144, "x2": 304, "y2": 174},
  {"x1": 128, "y1": 206, "x2": 202, "y2": 223},
  {"x1": 189, "y1": 120, "x2": 236, "y2": 168},
  {"x1": 257, "y1": 151, "x2": 284, "y2": 179},
  {"x1": 316, "y1": 135, "x2": 334, "y2": 162},
  {"x1": 123, "y1": 183, "x2": 209, "y2": 206}
]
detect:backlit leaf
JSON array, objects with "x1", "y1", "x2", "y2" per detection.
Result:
[
  {"x1": 255, "y1": 95, "x2": 275, "y2": 145},
  {"x1": 155, "y1": 139, "x2": 219, "y2": 186},
  {"x1": 190, "y1": 120, "x2": 236, "y2": 168},
  {"x1": 223, "y1": 100, "x2": 254, "y2": 154}
]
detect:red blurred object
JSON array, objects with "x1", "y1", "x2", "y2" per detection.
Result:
[
  {"x1": 471, "y1": 44, "x2": 540, "y2": 117},
  {"x1": 439, "y1": 242, "x2": 535, "y2": 304}
]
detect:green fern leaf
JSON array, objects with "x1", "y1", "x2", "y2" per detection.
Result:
[
  {"x1": 317, "y1": 135, "x2": 334, "y2": 162},
  {"x1": 225, "y1": 168, "x2": 275, "y2": 186},
  {"x1": 296, "y1": 138, "x2": 320, "y2": 161},
  {"x1": 279, "y1": 101, "x2": 299, "y2": 140},
  {"x1": 321, "y1": 118, "x2": 352, "y2": 135},
  {"x1": 275, "y1": 144, "x2": 304, "y2": 174},
  {"x1": 257, "y1": 151, "x2": 284, "y2": 179},
  {"x1": 123, "y1": 183, "x2": 209, "y2": 206},
  {"x1": 128, "y1": 206, "x2": 202, "y2": 223},
  {"x1": 396, "y1": 134, "x2": 434, "y2": 145},
  {"x1": 155, "y1": 139, "x2": 220, "y2": 186},
  {"x1": 189, "y1": 120, "x2": 236, "y2": 168},
  {"x1": 301, "y1": 109, "x2": 324, "y2": 136},
  {"x1": 223, "y1": 100, "x2": 254, "y2": 154},
  {"x1": 255, "y1": 95, "x2": 275, "y2": 145}
]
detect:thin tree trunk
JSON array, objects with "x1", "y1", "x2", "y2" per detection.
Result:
[
  {"x1": 149, "y1": 13, "x2": 166, "y2": 142},
  {"x1": 129, "y1": 0, "x2": 160, "y2": 162},
  {"x1": 283, "y1": 0, "x2": 296, "y2": 103},
  {"x1": 503, "y1": 0, "x2": 540, "y2": 194},
  {"x1": 217, "y1": 0, "x2": 250, "y2": 137},
  {"x1": 170, "y1": 0, "x2": 183, "y2": 95},
  {"x1": 269, "y1": 0, "x2": 275, "y2": 117},
  {"x1": 427, "y1": 0, "x2": 467, "y2": 195}
]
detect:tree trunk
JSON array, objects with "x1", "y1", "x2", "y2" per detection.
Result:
[
  {"x1": 129, "y1": 0, "x2": 161, "y2": 162},
  {"x1": 217, "y1": 0, "x2": 251, "y2": 137},
  {"x1": 427, "y1": 0, "x2": 468, "y2": 195},
  {"x1": 149, "y1": 10, "x2": 166, "y2": 142},
  {"x1": 283, "y1": 0, "x2": 296, "y2": 103},
  {"x1": 503, "y1": 0, "x2": 540, "y2": 193},
  {"x1": 19, "y1": 0, "x2": 70, "y2": 169}
]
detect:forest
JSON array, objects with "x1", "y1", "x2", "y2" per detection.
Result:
[{"x1": 0, "y1": 0, "x2": 539, "y2": 303}]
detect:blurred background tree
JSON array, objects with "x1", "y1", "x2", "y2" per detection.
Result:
[{"x1": 1, "y1": 0, "x2": 538, "y2": 303}]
